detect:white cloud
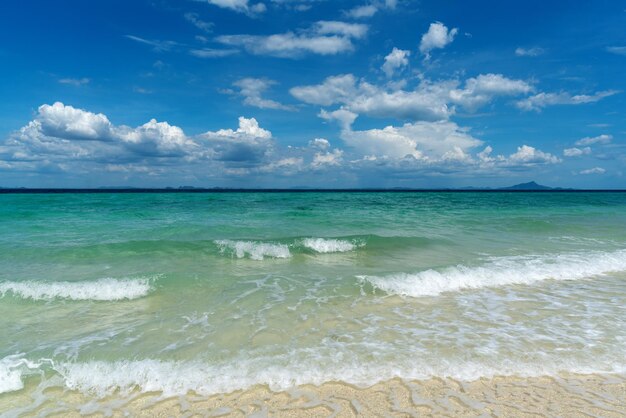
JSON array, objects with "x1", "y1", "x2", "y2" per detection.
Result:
[
  {"x1": 340, "y1": 120, "x2": 482, "y2": 160},
  {"x1": 516, "y1": 90, "x2": 618, "y2": 111},
  {"x1": 308, "y1": 138, "x2": 330, "y2": 150},
  {"x1": 345, "y1": 4, "x2": 378, "y2": 19},
  {"x1": 385, "y1": 0, "x2": 397, "y2": 8},
  {"x1": 449, "y1": 73, "x2": 533, "y2": 111},
  {"x1": 606, "y1": 46, "x2": 626, "y2": 56},
  {"x1": 515, "y1": 47, "x2": 545, "y2": 57},
  {"x1": 1, "y1": 102, "x2": 566, "y2": 184},
  {"x1": 2, "y1": 103, "x2": 279, "y2": 174},
  {"x1": 292, "y1": 73, "x2": 532, "y2": 120},
  {"x1": 202, "y1": 0, "x2": 266, "y2": 15},
  {"x1": 58, "y1": 78, "x2": 90, "y2": 86},
  {"x1": 314, "y1": 21, "x2": 368, "y2": 39},
  {"x1": 312, "y1": 148, "x2": 343, "y2": 167},
  {"x1": 290, "y1": 74, "x2": 358, "y2": 106},
  {"x1": 563, "y1": 147, "x2": 591, "y2": 157},
  {"x1": 319, "y1": 108, "x2": 359, "y2": 130},
  {"x1": 382, "y1": 48, "x2": 410, "y2": 77},
  {"x1": 507, "y1": 145, "x2": 560, "y2": 165},
  {"x1": 34, "y1": 102, "x2": 115, "y2": 141},
  {"x1": 419, "y1": 22, "x2": 458, "y2": 59},
  {"x1": 190, "y1": 48, "x2": 239, "y2": 58},
  {"x1": 216, "y1": 21, "x2": 367, "y2": 58},
  {"x1": 580, "y1": 167, "x2": 606, "y2": 175},
  {"x1": 259, "y1": 157, "x2": 304, "y2": 173},
  {"x1": 232, "y1": 78, "x2": 295, "y2": 110},
  {"x1": 216, "y1": 33, "x2": 353, "y2": 57},
  {"x1": 184, "y1": 12, "x2": 213, "y2": 32},
  {"x1": 125, "y1": 35, "x2": 178, "y2": 52},
  {"x1": 208, "y1": 116, "x2": 272, "y2": 139},
  {"x1": 575, "y1": 134, "x2": 612, "y2": 146}
]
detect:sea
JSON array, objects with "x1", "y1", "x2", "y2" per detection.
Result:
[{"x1": 1, "y1": 191, "x2": 625, "y2": 416}]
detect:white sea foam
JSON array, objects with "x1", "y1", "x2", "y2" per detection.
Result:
[
  {"x1": 0, "y1": 355, "x2": 51, "y2": 394},
  {"x1": 358, "y1": 249, "x2": 626, "y2": 297},
  {"x1": 214, "y1": 240, "x2": 291, "y2": 260},
  {"x1": 301, "y1": 238, "x2": 359, "y2": 253},
  {"x1": 29, "y1": 354, "x2": 626, "y2": 398},
  {"x1": 0, "y1": 277, "x2": 154, "y2": 301}
]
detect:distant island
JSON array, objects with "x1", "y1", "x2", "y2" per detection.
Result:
[
  {"x1": 0, "y1": 182, "x2": 619, "y2": 192},
  {"x1": 501, "y1": 181, "x2": 559, "y2": 190}
]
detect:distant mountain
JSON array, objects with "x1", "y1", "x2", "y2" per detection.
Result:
[{"x1": 501, "y1": 181, "x2": 554, "y2": 190}]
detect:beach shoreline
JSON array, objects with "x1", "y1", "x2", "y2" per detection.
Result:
[{"x1": 5, "y1": 373, "x2": 625, "y2": 417}]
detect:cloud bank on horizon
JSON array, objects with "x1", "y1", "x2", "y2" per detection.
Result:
[{"x1": 0, "y1": 0, "x2": 624, "y2": 188}]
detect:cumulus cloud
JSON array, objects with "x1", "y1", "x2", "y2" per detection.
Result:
[
  {"x1": 382, "y1": 48, "x2": 410, "y2": 77},
  {"x1": 515, "y1": 47, "x2": 545, "y2": 57},
  {"x1": 311, "y1": 148, "x2": 343, "y2": 168},
  {"x1": 329, "y1": 121, "x2": 560, "y2": 177},
  {"x1": 516, "y1": 90, "x2": 618, "y2": 111},
  {"x1": 291, "y1": 73, "x2": 532, "y2": 120},
  {"x1": 575, "y1": 134, "x2": 612, "y2": 146},
  {"x1": 345, "y1": 4, "x2": 378, "y2": 19},
  {"x1": 341, "y1": 120, "x2": 481, "y2": 160},
  {"x1": 216, "y1": 21, "x2": 367, "y2": 57},
  {"x1": 308, "y1": 138, "x2": 330, "y2": 150},
  {"x1": 290, "y1": 74, "x2": 358, "y2": 106},
  {"x1": 449, "y1": 73, "x2": 533, "y2": 111},
  {"x1": 199, "y1": 116, "x2": 273, "y2": 165},
  {"x1": 1, "y1": 102, "x2": 278, "y2": 176},
  {"x1": 232, "y1": 78, "x2": 295, "y2": 110},
  {"x1": 563, "y1": 147, "x2": 591, "y2": 157},
  {"x1": 319, "y1": 108, "x2": 359, "y2": 129},
  {"x1": 419, "y1": 22, "x2": 458, "y2": 59},
  {"x1": 506, "y1": 145, "x2": 561, "y2": 165},
  {"x1": 0, "y1": 103, "x2": 564, "y2": 185},
  {"x1": 580, "y1": 167, "x2": 606, "y2": 175}
]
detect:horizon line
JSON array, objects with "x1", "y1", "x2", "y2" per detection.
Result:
[{"x1": 2, "y1": 188, "x2": 626, "y2": 194}]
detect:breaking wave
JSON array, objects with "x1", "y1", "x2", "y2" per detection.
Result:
[
  {"x1": 214, "y1": 240, "x2": 291, "y2": 260},
  {"x1": 4, "y1": 354, "x2": 626, "y2": 398},
  {"x1": 0, "y1": 277, "x2": 154, "y2": 301},
  {"x1": 358, "y1": 249, "x2": 626, "y2": 297},
  {"x1": 301, "y1": 238, "x2": 360, "y2": 253}
]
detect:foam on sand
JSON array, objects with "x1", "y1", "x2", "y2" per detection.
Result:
[
  {"x1": 358, "y1": 249, "x2": 626, "y2": 297},
  {"x1": 0, "y1": 277, "x2": 154, "y2": 301},
  {"x1": 0, "y1": 355, "x2": 52, "y2": 394},
  {"x1": 301, "y1": 238, "x2": 360, "y2": 253},
  {"x1": 7, "y1": 352, "x2": 626, "y2": 399},
  {"x1": 214, "y1": 240, "x2": 291, "y2": 260}
]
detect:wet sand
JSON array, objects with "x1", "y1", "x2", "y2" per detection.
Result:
[{"x1": 7, "y1": 373, "x2": 625, "y2": 417}]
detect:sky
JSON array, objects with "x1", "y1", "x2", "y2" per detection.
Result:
[{"x1": 0, "y1": 0, "x2": 625, "y2": 188}]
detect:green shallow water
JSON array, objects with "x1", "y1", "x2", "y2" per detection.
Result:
[{"x1": 1, "y1": 192, "x2": 626, "y2": 412}]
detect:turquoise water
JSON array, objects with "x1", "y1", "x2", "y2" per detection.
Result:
[{"x1": 1, "y1": 192, "x2": 626, "y2": 413}]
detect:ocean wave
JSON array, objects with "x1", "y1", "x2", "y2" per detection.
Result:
[
  {"x1": 214, "y1": 240, "x2": 291, "y2": 260},
  {"x1": 0, "y1": 355, "x2": 52, "y2": 395},
  {"x1": 358, "y1": 249, "x2": 626, "y2": 297},
  {"x1": 5, "y1": 354, "x2": 626, "y2": 398},
  {"x1": 0, "y1": 277, "x2": 154, "y2": 301},
  {"x1": 301, "y1": 238, "x2": 360, "y2": 253}
]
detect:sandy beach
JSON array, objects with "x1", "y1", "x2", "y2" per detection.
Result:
[{"x1": 4, "y1": 373, "x2": 623, "y2": 417}]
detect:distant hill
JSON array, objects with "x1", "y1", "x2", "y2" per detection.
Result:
[{"x1": 500, "y1": 181, "x2": 554, "y2": 190}]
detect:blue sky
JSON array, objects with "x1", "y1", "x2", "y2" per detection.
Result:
[{"x1": 0, "y1": 0, "x2": 624, "y2": 188}]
